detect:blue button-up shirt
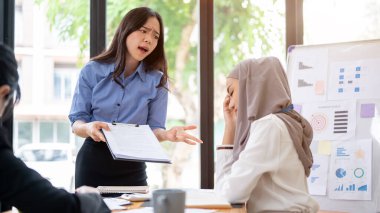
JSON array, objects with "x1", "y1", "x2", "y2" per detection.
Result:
[{"x1": 69, "y1": 61, "x2": 168, "y2": 130}]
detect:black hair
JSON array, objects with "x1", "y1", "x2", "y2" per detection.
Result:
[{"x1": 0, "y1": 43, "x2": 21, "y2": 121}]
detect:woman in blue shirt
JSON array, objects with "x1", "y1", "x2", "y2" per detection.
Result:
[{"x1": 69, "y1": 7, "x2": 202, "y2": 188}]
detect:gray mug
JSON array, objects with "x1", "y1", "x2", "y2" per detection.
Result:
[{"x1": 152, "y1": 189, "x2": 186, "y2": 213}]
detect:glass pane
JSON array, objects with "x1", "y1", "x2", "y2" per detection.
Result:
[
  {"x1": 64, "y1": 76, "x2": 71, "y2": 99},
  {"x1": 17, "y1": 122, "x2": 32, "y2": 148},
  {"x1": 40, "y1": 122, "x2": 54, "y2": 143},
  {"x1": 106, "y1": 1, "x2": 200, "y2": 189},
  {"x1": 213, "y1": 0, "x2": 286, "y2": 164},
  {"x1": 57, "y1": 122, "x2": 70, "y2": 143},
  {"x1": 14, "y1": 3, "x2": 24, "y2": 45},
  {"x1": 13, "y1": 0, "x2": 88, "y2": 192},
  {"x1": 54, "y1": 64, "x2": 79, "y2": 101},
  {"x1": 304, "y1": 0, "x2": 380, "y2": 44},
  {"x1": 53, "y1": 73, "x2": 61, "y2": 99}
]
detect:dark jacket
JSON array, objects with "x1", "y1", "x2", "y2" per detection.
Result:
[{"x1": 0, "y1": 127, "x2": 110, "y2": 213}]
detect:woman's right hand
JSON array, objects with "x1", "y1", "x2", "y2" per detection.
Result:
[
  {"x1": 222, "y1": 95, "x2": 236, "y2": 145},
  {"x1": 223, "y1": 95, "x2": 237, "y2": 128},
  {"x1": 85, "y1": 121, "x2": 110, "y2": 142},
  {"x1": 72, "y1": 120, "x2": 110, "y2": 142},
  {"x1": 76, "y1": 185, "x2": 101, "y2": 194}
]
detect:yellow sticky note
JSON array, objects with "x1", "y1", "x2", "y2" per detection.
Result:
[{"x1": 318, "y1": 140, "x2": 331, "y2": 155}]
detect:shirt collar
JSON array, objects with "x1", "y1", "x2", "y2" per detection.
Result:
[
  {"x1": 108, "y1": 62, "x2": 146, "y2": 82},
  {"x1": 134, "y1": 62, "x2": 147, "y2": 82}
]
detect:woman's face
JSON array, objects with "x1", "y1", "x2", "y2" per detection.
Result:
[
  {"x1": 125, "y1": 17, "x2": 160, "y2": 63},
  {"x1": 226, "y1": 78, "x2": 239, "y2": 112}
]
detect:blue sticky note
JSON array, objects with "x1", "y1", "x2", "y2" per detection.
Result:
[{"x1": 360, "y1": 103, "x2": 375, "y2": 118}]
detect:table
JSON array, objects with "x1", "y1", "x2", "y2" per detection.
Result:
[
  {"x1": 111, "y1": 203, "x2": 348, "y2": 213},
  {"x1": 112, "y1": 201, "x2": 247, "y2": 213}
]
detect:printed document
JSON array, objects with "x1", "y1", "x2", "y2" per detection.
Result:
[{"x1": 101, "y1": 123, "x2": 171, "y2": 163}]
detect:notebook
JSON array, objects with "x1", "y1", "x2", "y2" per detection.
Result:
[
  {"x1": 185, "y1": 189, "x2": 232, "y2": 209},
  {"x1": 97, "y1": 186, "x2": 149, "y2": 194}
]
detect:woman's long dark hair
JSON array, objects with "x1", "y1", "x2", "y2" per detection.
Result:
[
  {"x1": 0, "y1": 44, "x2": 21, "y2": 121},
  {"x1": 92, "y1": 7, "x2": 168, "y2": 88}
]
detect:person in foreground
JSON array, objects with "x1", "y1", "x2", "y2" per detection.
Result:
[
  {"x1": 215, "y1": 57, "x2": 319, "y2": 212},
  {"x1": 0, "y1": 44, "x2": 110, "y2": 213},
  {"x1": 69, "y1": 6, "x2": 202, "y2": 188}
]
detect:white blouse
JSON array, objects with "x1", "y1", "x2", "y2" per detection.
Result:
[{"x1": 215, "y1": 114, "x2": 319, "y2": 213}]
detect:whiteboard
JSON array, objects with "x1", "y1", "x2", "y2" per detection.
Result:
[{"x1": 286, "y1": 40, "x2": 380, "y2": 213}]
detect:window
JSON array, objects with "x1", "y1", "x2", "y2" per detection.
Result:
[
  {"x1": 40, "y1": 122, "x2": 54, "y2": 143},
  {"x1": 213, "y1": 0, "x2": 286, "y2": 158},
  {"x1": 16, "y1": 121, "x2": 33, "y2": 148},
  {"x1": 53, "y1": 64, "x2": 79, "y2": 101},
  {"x1": 39, "y1": 121, "x2": 70, "y2": 143},
  {"x1": 13, "y1": 0, "x2": 89, "y2": 192},
  {"x1": 14, "y1": 3, "x2": 23, "y2": 45},
  {"x1": 57, "y1": 122, "x2": 70, "y2": 143},
  {"x1": 304, "y1": 0, "x2": 380, "y2": 44}
]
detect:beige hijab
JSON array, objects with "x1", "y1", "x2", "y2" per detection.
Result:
[{"x1": 228, "y1": 57, "x2": 313, "y2": 176}]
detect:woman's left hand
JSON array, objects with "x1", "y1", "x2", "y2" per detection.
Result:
[{"x1": 154, "y1": 125, "x2": 203, "y2": 145}]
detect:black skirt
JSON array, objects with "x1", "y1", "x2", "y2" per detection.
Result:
[{"x1": 75, "y1": 137, "x2": 147, "y2": 188}]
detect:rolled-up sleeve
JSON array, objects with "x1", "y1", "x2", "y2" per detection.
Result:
[
  {"x1": 147, "y1": 84, "x2": 168, "y2": 130},
  {"x1": 215, "y1": 145, "x2": 234, "y2": 191},
  {"x1": 68, "y1": 65, "x2": 94, "y2": 125}
]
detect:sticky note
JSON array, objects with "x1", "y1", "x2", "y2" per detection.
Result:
[
  {"x1": 360, "y1": 103, "x2": 375, "y2": 118},
  {"x1": 293, "y1": 104, "x2": 302, "y2": 113},
  {"x1": 314, "y1": 80, "x2": 325, "y2": 95},
  {"x1": 318, "y1": 140, "x2": 331, "y2": 155}
]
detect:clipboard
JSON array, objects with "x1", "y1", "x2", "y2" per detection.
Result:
[{"x1": 101, "y1": 123, "x2": 171, "y2": 163}]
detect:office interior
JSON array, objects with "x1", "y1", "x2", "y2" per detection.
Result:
[{"x1": 1, "y1": 0, "x2": 379, "y2": 212}]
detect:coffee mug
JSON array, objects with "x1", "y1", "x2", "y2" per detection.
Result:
[{"x1": 152, "y1": 189, "x2": 186, "y2": 213}]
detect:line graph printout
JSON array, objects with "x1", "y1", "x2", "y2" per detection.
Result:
[
  {"x1": 301, "y1": 101, "x2": 356, "y2": 141},
  {"x1": 328, "y1": 59, "x2": 380, "y2": 100},
  {"x1": 288, "y1": 48, "x2": 329, "y2": 103},
  {"x1": 307, "y1": 154, "x2": 329, "y2": 195},
  {"x1": 328, "y1": 139, "x2": 372, "y2": 200}
]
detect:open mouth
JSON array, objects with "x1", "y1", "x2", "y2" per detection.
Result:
[{"x1": 138, "y1": 46, "x2": 149, "y2": 53}]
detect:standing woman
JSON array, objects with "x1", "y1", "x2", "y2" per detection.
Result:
[
  {"x1": 215, "y1": 57, "x2": 319, "y2": 212},
  {"x1": 69, "y1": 7, "x2": 202, "y2": 188}
]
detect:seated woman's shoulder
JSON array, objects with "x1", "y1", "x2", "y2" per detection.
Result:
[
  {"x1": 256, "y1": 114, "x2": 279, "y2": 122},
  {"x1": 252, "y1": 114, "x2": 284, "y2": 129}
]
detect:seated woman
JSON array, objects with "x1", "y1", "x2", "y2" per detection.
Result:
[
  {"x1": 215, "y1": 57, "x2": 319, "y2": 212},
  {"x1": 0, "y1": 43, "x2": 110, "y2": 213}
]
